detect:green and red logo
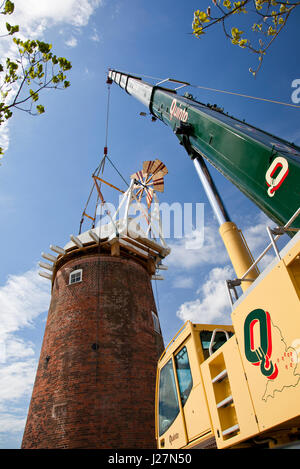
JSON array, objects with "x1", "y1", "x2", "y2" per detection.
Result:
[
  {"x1": 265, "y1": 156, "x2": 289, "y2": 198},
  {"x1": 244, "y1": 309, "x2": 278, "y2": 380}
]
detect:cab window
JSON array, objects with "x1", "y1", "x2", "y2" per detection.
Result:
[
  {"x1": 174, "y1": 346, "x2": 193, "y2": 407},
  {"x1": 158, "y1": 358, "x2": 179, "y2": 436},
  {"x1": 200, "y1": 330, "x2": 233, "y2": 360}
]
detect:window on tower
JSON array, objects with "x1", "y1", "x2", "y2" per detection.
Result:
[{"x1": 69, "y1": 269, "x2": 82, "y2": 285}]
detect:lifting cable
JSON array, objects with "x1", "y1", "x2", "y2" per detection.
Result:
[
  {"x1": 78, "y1": 79, "x2": 129, "y2": 234},
  {"x1": 191, "y1": 84, "x2": 300, "y2": 110},
  {"x1": 93, "y1": 79, "x2": 112, "y2": 392},
  {"x1": 106, "y1": 155, "x2": 129, "y2": 188},
  {"x1": 117, "y1": 70, "x2": 300, "y2": 109}
]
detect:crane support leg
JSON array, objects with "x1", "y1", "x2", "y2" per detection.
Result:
[
  {"x1": 193, "y1": 155, "x2": 230, "y2": 226},
  {"x1": 192, "y1": 154, "x2": 258, "y2": 291},
  {"x1": 219, "y1": 222, "x2": 259, "y2": 291}
]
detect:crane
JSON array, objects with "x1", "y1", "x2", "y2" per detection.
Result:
[{"x1": 107, "y1": 69, "x2": 300, "y2": 449}]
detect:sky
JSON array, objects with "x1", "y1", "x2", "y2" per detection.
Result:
[{"x1": 0, "y1": 0, "x2": 299, "y2": 449}]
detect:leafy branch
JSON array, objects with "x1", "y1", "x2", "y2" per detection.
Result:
[
  {"x1": 192, "y1": 0, "x2": 300, "y2": 75},
  {"x1": 0, "y1": 0, "x2": 72, "y2": 158}
]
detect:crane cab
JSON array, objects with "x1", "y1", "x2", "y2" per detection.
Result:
[{"x1": 155, "y1": 322, "x2": 234, "y2": 449}]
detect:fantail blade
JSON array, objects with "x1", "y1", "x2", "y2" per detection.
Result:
[
  {"x1": 131, "y1": 170, "x2": 146, "y2": 181},
  {"x1": 145, "y1": 186, "x2": 154, "y2": 208},
  {"x1": 143, "y1": 159, "x2": 168, "y2": 177}
]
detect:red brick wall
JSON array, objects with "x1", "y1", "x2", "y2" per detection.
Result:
[{"x1": 21, "y1": 253, "x2": 164, "y2": 449}]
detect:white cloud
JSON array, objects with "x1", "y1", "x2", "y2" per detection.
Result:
[
  {"x1": 0, "y1": 121, "x2": 10, "y2": 156},
  {"x1": 176, "y1": 265, "x2": 234, "y2": 324},
  {"x1": 243, "y1": 212, "x2": 273, "y2": 253},
  {"x1": 0, "y1": 358, "x2": 38, "y2": 439},
  {"x1": 0, "y1": 267, "x2": 50, "y2": 442},
  {"x1": 0, "y1": 413, "x2": 26, "y2": 434},
  {"x1": 0, "y1": 267, "x2": 50, "y2": 339},
  {"x1": 179, "y1": 212, "x2": 279, "y2": 273},
  {"x1": 0, "y1": 360, "x2": 37, "y2": 404},
  {"x1": 90, "y1": 27, "x2": 100, "y2": 42},
  {"x1": 167, "y1": 224, "x2": 229, "y2": 270},
  {"x1": 242, "y1": 212, "x2": 279, "y2": 271},
  {"x1": 11, "y1": 0, "x2": 103, "y2": 34},
  {"x1": 172, "y1": 276, "x2": 194, "y2": 289},
  {"x1": 65, "y1": 36, "x2": 78, "y2": 47},
  {"x1": 5, "y1": 337, "x2": 35, "y2": 362},
  {"x1": 173, "y1": 211, "x2": 288, "y2": 326},
  {"x1": 112, "y1": 3, "x2": 121, "y2": 20},
  {"x1": 166, "y1": 212, "x2": 273, "y2": 275}
]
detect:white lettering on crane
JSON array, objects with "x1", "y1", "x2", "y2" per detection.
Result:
[
  {"x1": 170, "y1": 99, "x2": 189, "y2": 122},
  {"x1": 291, "y1": 79, "x2": 300, "y2": 104},
  {"x1": 265, "y1": 156, "x2": 289, "y2": 197}
]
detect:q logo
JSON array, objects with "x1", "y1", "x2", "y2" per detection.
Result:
[
  {"x1": 265, "y1": 156, "x2": 289, "y2": 197},
  {"x1": 244, "y1": 309, "x2": 278, "y2": 380}
]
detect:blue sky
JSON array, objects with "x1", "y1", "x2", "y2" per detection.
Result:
[{"x1": 0, "y1": 0, "x2": 299, "y2": 448}]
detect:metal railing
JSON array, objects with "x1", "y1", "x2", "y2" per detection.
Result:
[{"x1": 226, "y1": 207, "x2": 300, "y2": 307}]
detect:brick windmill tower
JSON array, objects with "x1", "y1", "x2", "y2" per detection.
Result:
[{"x1": 21, "y1": 159, "x2": 170, "y2": 449}]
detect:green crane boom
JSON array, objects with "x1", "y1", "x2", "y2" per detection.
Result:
[{"x1": 108, "y1": 69, "x2": 300, "y2": 233}]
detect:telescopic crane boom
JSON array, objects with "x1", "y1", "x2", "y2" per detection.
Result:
[
  {"x1": 107, "y1": 69, "x2": 300, "y2": 229},
  {"x1": 108, "y1": 69, "x2": 300, "y2": 290}
]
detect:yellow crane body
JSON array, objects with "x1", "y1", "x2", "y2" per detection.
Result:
[{"x1": 156, "y1": 231, "x2": 300, "y2": 449}]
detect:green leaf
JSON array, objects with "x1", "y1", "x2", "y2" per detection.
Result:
[
  {"x1": 4, "y1": 108, "x2": 12, "y2": 119},
  {"x1": 223, "y1": 0, "x2": 232, "y2": 9},
  {"x1": 37, "y1": 41, "x2": 52, "y2": 54},
  {"x1": 3, "y1": 0, "x2": 14, "y2": 15},
  {"x1": 9, "y1": 24, "x2": 19, "y2": 35},
  {"x1": 267, "y1": 25, "x2": 277, "y2": 35},
  {"x1": 30, "y1": 89, "x2": 39, "y2": 102},
  {"x1": 36, "y1": 104, "x2": 45, "y2": 114},
  {"x1": 239, "y1": 38, "x2": 248, "y2": 48},
  {"x1": 58, "y1": 57, "x2": 72, "y2": 71}
]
